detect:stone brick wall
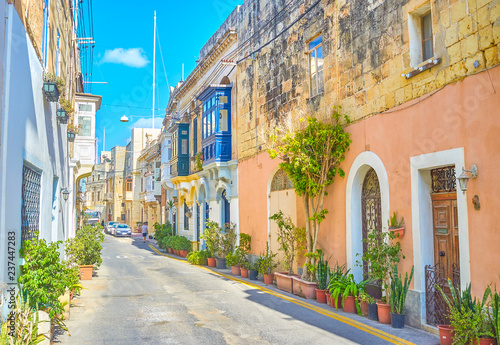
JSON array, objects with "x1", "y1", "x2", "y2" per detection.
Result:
[{"x1": 236, "y1": 0, "x2": 500, "y2": 160}]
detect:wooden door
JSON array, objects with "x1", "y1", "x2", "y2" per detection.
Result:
[{"x1": 432, "y1": 194, "x2": 459, "y2": 280}]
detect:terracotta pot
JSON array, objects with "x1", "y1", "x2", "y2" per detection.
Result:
[
  {"x1": 207, "y1": 257, "x2": 216, "y2": 267},
  {"x1": 168, "y1": 248, "x2": 173, "y2": 254},
  {"x1": 263, "y1": 273, "x2": 274, "y2": 285},
  {"x1": 292, "y1": 275, "x2": 302, "y2": 295},
  {"x1": 70, "y1": 291, "x2": 74, "y2": 301},
  {"x1": 343, "y1": 295, "x2": 357, "y2": 313},
  {"x1": 472, "y1": 339, "x2": 497, "y2": 345},
  {"x1": 180, "y1": 250, "x2": 188, "y2": 258},
  {"x1": 377, "y1": 302, "x2": 391, "y2": 324},
  {"x1": 325, "y1": 292, "x2": 331, "y2": 306},
  {"x1": 316, "y1": 289, "x2": 327, "y2": 303},
  {"x1": 360, "y1": 301, "x2": 369, "y2": 316},
  {"x1": 300, "y1": 279, "x2": 318, "y2": 299},
  {"x1": 437, "y1": 325, "x2": 454, "y2": 345},
  {"x1": 231, "y1": 265, "x2": 241, "y2": 276},
  {"x1": 241, "y1": 267, "x2": 249, "y2": 278},
  {"x1": 331, "y1": 295, "x2": 343, "y2": 309},
  {"x1": 79, "y1": 265, "x2": 93, "y2": 280},
  {"x1": 390, "y1": 227, "x2": 405, "y2": 238},
  {"x1": 275, "y1": 272, "x2": 294, "y2": 293}
]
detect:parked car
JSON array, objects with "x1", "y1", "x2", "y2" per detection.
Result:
[
  {"x1": 106, "y1": 221, "x2": 118, "y2": 234},
  {"x1": 115, "y1": 224, "x2": 131, "y2": 237}
]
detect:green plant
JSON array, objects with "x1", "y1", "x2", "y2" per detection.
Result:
[
  {"x1": 268, "y1": 108, "x2": 352, "y2": 281},
  {"x1": 219, "y1": 223, "x2": 237, "y2": 258},
  {"x1": 341, "y1": 274, "x2": 368, "y2": 315},
  {"x1": 316, "y1": 250, "x2": 329, "y2": 290},
  {"x1": 154, "y1": 222, "x2": 173, "y2": 245},
  {"x1": 19, "y1": 237, "x2": 74, "y2": 319},
  {"x1": 359, "y1": 290, "x2": 375, "y2": 304},
  {"x1": 304, "y1": 250, "x2": 321, "y2": 282},
  {"x1": 257, "y1": 244, "x2": 278, "y2": 275},
  {"x1": 389, "y1": 265, "x2": 414, "y2": 314},
  {"x1": 200, "y1": 220, "x2": 220, "y2": 257},
  {"x1": 239, "y1": 233, "x2": 252, "y2": 255},
  {"x1": 437, "y1": 280, "x2": 477, "y2": 317},
  {"x1": 489, "y1": 282, "x2": 500, "y2": 341},
  {"x1": 226, "y1": 252, "x2": 239, "y2": 267},
  {"x1": 358, "y1": 228, "x2": 403, "y2": 298},
  {"x1": 65, "y1": 224, "x2": 105, "y2": 267},
  {"x1": 195, "y1": 152, "x2": 203, "y2": 171},
  {"x1": 187, "y1": 250, "x2": 211, "y2": 265},
  {"x1": 45, "y1": 73, "x2": 66, "y2": 94},
  {"x1": 177, "y1": 236, "x2": 192, "y2": 251},
  {"x1": 388, "y1": 212, "x2": 404, "y2": 229},
  {"x1": 449, "y1": 304, "x2": 493, "y2": 345},
  {"x1": 327, "y1": 264, "x2": 352, "y2": 310},
  {"x1": 269, "y1": 210, "x2": 305, "y2": 276},
  {"x1": 58, "y1": 97, "x2": 74, "y2": 114}
]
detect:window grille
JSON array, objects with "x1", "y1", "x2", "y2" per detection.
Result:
[
  {"x1": 21, "y1": 165, "x2": 41, "y2": 244},
  {"x1": 271, "y1": 169, "x2": 294, "y2": 191},
  {"x1": 431, "y1": 166, "x2": 456, "y2": 193}
]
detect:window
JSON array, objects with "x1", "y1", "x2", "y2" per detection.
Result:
[
  {"x1": 97, "y1": 192, "x2": 100, "y2": 201},
  {"x1": 21, "y1": 165, "x2": 41, "y2": 245},
  {"x1": 78, "y1": 116, "x2": 92, "y2": 136},
  {"x1": 202, "y1": 96, "x2": 218, "y2": 139},
  {"x1": 182, "y1": 139, "x2": 187, "y2": 155},
  {"x1": 308, "y1": 35, "x2": 324, "y2": 97},
  {"x1": 220, "y1": 110, "x2": 228, "y2": 132},
  {"x1": 126, "y1": 179, "x2": 132, "y2": 192},
  {"x1": 79, "y1": 103, "x2": 93, "y2": 112},
  {"x1": 193, "y1": 118, "x2": 198, "y2": 154},
  {"x1": 422, "y1": 12, "x2": 433, "y2": 61}
]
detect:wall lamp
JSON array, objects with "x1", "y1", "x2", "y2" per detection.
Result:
[
  {"x1": 61, "y1": 188, "x2": 71, "y2": 201},
  {"x1": 457, "y1": 164, "x2": 478, "y2": 193}
]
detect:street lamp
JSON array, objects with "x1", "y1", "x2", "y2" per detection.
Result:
[
  {"x1": 457, "y1": 164, "x2": 478, "y2": 193},
  {"x1": 61, "y1": 188, "x2": 71, "y2": 201}
]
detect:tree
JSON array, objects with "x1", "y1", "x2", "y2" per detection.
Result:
[{"x1": 267, "y1": 108, "x2": 351, "y2": 280}]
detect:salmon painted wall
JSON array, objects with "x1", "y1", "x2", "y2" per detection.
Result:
[{"x1": 238, "y1": 66, "x2": 500, "y2": 296}]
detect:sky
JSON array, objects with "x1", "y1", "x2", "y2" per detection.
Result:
[{"x1": 88, "y1": 0, "x2": 242, "y2": 155}]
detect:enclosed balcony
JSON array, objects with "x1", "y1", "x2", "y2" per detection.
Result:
[
  {"x1": 168, "y1": 122, "x2": 190, "y2": 178},
  {"x1": 197, "y1": 85, "x2": 232, "y2": 166}
]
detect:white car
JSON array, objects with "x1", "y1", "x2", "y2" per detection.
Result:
[
  {"x1": 114, "y1": 224, "x2": 131, "y2": 237},
  {"x1": 106, "y1": 221, "x2": 118, "y2": 234}
]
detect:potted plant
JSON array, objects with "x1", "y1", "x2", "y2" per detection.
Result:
[
  {"x1": 201, "y1": 220, "x2": 218, "y2": 267},
  {"x1": 359, "y1": 291, "x2": 374, "y2": 317},
  {"x1": 315, "y1": 250, "x2": 329, "y2": 303},
  {"x1": 178, "y1": 236, "x2": 192, "y2": 257},
  {"x1": 341, "y1": 274, "x2": 368, "y2": 315},
  {"x1": 269, "y1": 211, "x2": 305, "y2": 294},
  {"x1": 360, "y1": 228, "x2": 403, "y2": 324},
  {"x1": 43, "y1": 73, "x2": 65, "y2": 102},
  {"x1": 240, "y1": 260, "x2": 250, "y2": 278},
  {"x1": 187, "y1": 250, "x2": 211, "y2": 266},
  {"x1": 388, "y1": 212, "x2": 405, "y2": 238},
  {"x1": 226, "y1": 251, "x2": 240, "y2": 276},
  {"x1": 328, "y1": 263, "x2": 351, "y2": 310},
  {"x1": 389, "y1": 265, "x2": 414, "y2": 328},
  {"x1": 257, "y1": 244, "x2": 278, "y2": 285},
  {"x1": 248, "y1": 262, "x2": 259, "y2": 280},
  {"x1": 488, "y1": 282, "x2": 500, "y2": 345},
  {"x1": 65, "y1": 224, "x2": 104, "y2": 280},
  {"x1": 217, "y1": 222, "x2": 237, "y2": 269}
]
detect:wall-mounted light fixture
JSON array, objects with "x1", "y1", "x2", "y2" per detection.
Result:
[
  {"x1": 457, "y1": 164, "x2": 478, "y2": 193},
  {"x1": 61, "y1": 188, "x2": 71, "y2": 201}
]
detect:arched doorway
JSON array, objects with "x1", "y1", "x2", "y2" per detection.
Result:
[
  {"x1": 361, "y1": 168, "x2": 382, "y2": 297},
  {"x1": 221, "y1": 189, "x2": 230, "y2": 225}
]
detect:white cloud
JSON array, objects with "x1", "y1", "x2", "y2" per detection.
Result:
[
  {"x1": 129, "y1": 117, "x2": 164, "y2": 130},
  {"x1": 101, "y1": 48, "x2": 149, "y2": 68}
]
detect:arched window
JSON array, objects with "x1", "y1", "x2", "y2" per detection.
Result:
[{"x1": 271, "y1": 169, "x2": 294, "y2": 191}]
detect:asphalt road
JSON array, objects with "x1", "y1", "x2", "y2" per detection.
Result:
[{"x1": 55, "y1": 235, "x2": 439, "y2": 345}]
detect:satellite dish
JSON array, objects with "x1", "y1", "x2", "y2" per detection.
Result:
[{"x1": 120, "y1": 115, "x2": 129, "y2": 122}]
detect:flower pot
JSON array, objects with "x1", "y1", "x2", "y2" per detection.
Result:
[
  {"x1": 390, "y1": 227, "x2": 405, "y2": 238},
  {"x1": 437, "y1": 325, "x2": 454, "y2": 345},
  {"x1": 368, "y1": 302, "x2": 379, "y2": 321},
  {"x1": 249, "y1": 269, "x2": 258, "y2": 280},
  {"x1": 207, "y1": 257, "x2": 216, "y2": 267},
  {"x1": 215, "y1": 257, "x2": 226, "y2": 269},
  {"x1": 231, "y1": 265, "x2": 241, "y2": 276},
  {"x1": 390, "y1": 313, "x2": 405, "y2": 328},
  {"x1": 292, "y1": 275, "x2": 302, "y2": 295},
  {"x1": 332, "y1": 295, "x2": 343, "y2": 309},
  {"x1": 275, "y1": 272, "x2": 294, "y2": 293},
  {"x1": 79, "y1": 265, "x2": 93, "y2": 280},
  {"x1": 360, "y1": 301, "x2": 369, "y2": 317},
  {"x1": 168, "y1": 248, "x2": 173, "y2": 254},
  {"x1": 473, "y1": 338, "x2": 497, "y2": 345},
  {"x1": 377, "y1": 302, "x2": 391, "y2": 324},
  {"x1": 316, "y1": 289, "x2": 327, "y2": 303},
  {"x1": 263, "y1": 273, "x2": 274, "y2": 285},
  {"x1": 180, "y1": 250, "x2": 188, "y2": 258},
  {"x1": 325, "y1": 292, "x2": 331, "y2": 306},
  {"x1": 343, "y1": 296, "x2": 356, "y2": 313},
  {"x1": 299, "y1": 279, "x2": 318, "y2": 299},
  {"x1": 365, "y1": 283, "x2": 382, "y2": 300},
  {"x1": 241, "y1": 267, "x2": 249, "y2": 278}
]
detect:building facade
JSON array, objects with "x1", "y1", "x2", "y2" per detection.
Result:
[{"x1": 104, "y1": 146, "x2": 125, "y2": 222}]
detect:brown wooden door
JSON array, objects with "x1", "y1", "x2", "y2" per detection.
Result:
[{"x1": 432, "y1": 194, "x2": 459, "y2": 280}]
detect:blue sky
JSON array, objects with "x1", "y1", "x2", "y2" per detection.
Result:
[{"x1": 89, "y1": 0, "x2": 241, "y2": 153}]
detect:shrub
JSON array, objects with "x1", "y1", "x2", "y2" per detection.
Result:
[
  {"x1": 153, "y1": 222, "x2": 173, "y2": 245},
  {"x1": 187, "y1": 250, "x2": 211, "y2": 265},
  {"x1": 65, "y1": 225, "x2": 104, "y2": 267}
]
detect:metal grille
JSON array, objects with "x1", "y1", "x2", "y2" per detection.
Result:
[
  {"x1": 361, "y1": 168, "x2": 382, "y2": 279},
  {"x1": 21, "y1": 165, "x2": 41, "y2": 244},
  {"x1": 425, "y1": 263, "x2": 461, "y2": 326},
  {"x1": 431, "y1": 166, "x2": 456, "y2": 193},
  {"x1": 271, "y1": 169, "x2": 294, "y2": 191}
]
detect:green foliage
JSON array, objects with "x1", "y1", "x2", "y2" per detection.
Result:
[
  {"x1": 358, "y1": 228, "x2": 403, "y2": 296},
  {"x1": 489, "y1": 282, "x2": 500, "y2": 341},
  {"x1": 0, "y1": 290, "x2": 46, "y2": 345},
  {"x1": 187, "y1": 250, "x2": 211, "y2": 265},
  {"x1": 58, "y1": 98, "x2": 74, "y2": 114},
  {"x1": 200, "y1": 220, "x2": 237, "y2": 258},
  {"x1": 45, "y1": 73, "x2": 66, "y2": 94},
  {"x1": 304, "y1": 250, "x2": 321, "y2": 282},
  {"x1": 341, "y1": 275, "x2": 368, "y2": 315},
  {"x1": 389, "y1": 265, "x2": 414, "y2": 314},
  {"x1": 327, "y1": 263, "x2": 352, "y2": 310},
  {"x1": 239, "y1": 233, "x2": 252, "y2": 255},
  {"x1": 359, "y1": 290, "x2": 375, "y2": 304},
  {"x1": 195, "y1": 152, "x2": 203, "y2": 171},
  {"x1": 65, "y1": 225, "x2": 104, "y2": 267},
  {"x1": 153, "y1": 222, "x2": 173, "y2": 246},
  {"x1": 388, "y1": 212, "x2": 404, "y2": 229},
  {"x1": 449, "y1": 304, "x2": 493, "y2": 345},
  {"x1": 165, "y1": 235, "x2": 192, "y2": 251},
  {"x1": 437, "y1": 280, "x2": 478, "y2": 317},
  {"x1": 269, "y1": 211, "x2": 305, "y2": 276},
  {"x1": 268, "y1": 109, "x2": 352, "y2": 280},
  {"x1": 225, "y1": 252, "x2": 239, "y2": 267},
  {"x1": 200, "y1": 221, "x2": 219, "y2": 257},
  {"x1": 316, "y1": 250, "x2": 329, "y2": 290},
  {"x1": 257, "y1": 244, "x2": 278, "y2": 275},
  {"x1": 19, "y1": 238, "x2": 74, "y2": 319}
]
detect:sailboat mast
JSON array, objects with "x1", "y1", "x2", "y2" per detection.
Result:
[{"x1": 152, "y1": 10, "x2": 156, "y2": 129}]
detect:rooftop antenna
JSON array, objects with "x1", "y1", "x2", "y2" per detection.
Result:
[{"x1": 152, "y1": 10, "x2": 157, "y2": 129}]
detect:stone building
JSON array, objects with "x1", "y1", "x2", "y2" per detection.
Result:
[
  {"x1": 164, "y1": 7, "x2": 240, "y2": 248},
  {"x1": 234, "y1": 0, "x2": 500, "y2": 331},
  {"x1": 85, "y1": 160, "x2": 111, "y2": 217},
  {"x1": 104, "y1": 146, "x2": 126, "y2": 222}
]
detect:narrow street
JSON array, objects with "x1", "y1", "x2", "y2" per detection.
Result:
[{"x1": 55, "y1": 235, "x2": 439, "y2": 345}]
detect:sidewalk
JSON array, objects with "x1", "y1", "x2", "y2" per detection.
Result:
[
  {"x1": 148, "y1": 243, "x2": 440, "y2": 345},
  {"x1": 131, "y1": 232, "x2": 157, "y2": 245}
]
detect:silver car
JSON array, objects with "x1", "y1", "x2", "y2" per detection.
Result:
[
  {"x1": 106, "y1": 221, "x2": 118, "y2": 234},
  {"x1": 114, "y1": 224, "x2": 131, "y2": 237}
]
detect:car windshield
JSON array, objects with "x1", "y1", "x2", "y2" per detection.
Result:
[
  {"x1": 109, "y1": 222, "x2": 118, "y2": 226},
  {"x1": 117, "y1": 225, "x2": 129, "y2": 229}
]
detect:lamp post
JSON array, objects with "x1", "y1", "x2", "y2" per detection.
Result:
[{"x1": 457, "y1": 164, "x2": 478, "y2": 193}]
